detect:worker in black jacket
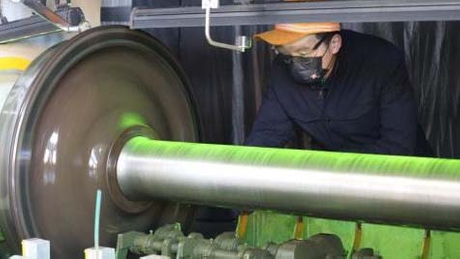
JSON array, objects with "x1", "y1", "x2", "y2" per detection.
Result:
[{"x1": 246, "y1": 23, "x2": 432, "y2": 156}]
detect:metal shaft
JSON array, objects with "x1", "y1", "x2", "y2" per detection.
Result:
[{"x1": 117, "y1": 136, "x2": 460, "y2": 231}]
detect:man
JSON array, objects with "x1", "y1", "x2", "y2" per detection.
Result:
[{"x1": 246, "y1": 23, "x2": 431, "y2": 156}]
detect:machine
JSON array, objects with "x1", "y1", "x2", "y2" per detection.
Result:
[
  {"x1": 0, "y1": 25, "x2": 460, "y2": 258},
  {"x1": 1, "y1": 0, "x2": 460, "y2": 258}
]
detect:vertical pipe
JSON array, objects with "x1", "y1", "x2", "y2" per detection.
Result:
[{"x1": 232, "y1": 25, "x2": 245, "y2": 145}]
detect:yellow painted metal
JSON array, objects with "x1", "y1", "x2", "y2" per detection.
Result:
[
  {"x1": 421, "y1": 230, "x2": 431, "y2": 259},
  {"x1": 350, "y1": 222, "x2": 363, "y2": 256},
  {"x1": 236, "y1": 211, "x2": 249, "y2": 239},
  {"x1": 0, "y1": 57, "x2": 30, "y2": 71},
  {"x1": 294, "y1": 216, "x2": 304, "y2": 240}
]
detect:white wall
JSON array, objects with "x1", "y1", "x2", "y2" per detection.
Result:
[
  {"x1": 1, "y1": 0, "x2": 33, "y2": 21},
  {"x1": 71, "y1": 0, "x2": 102, "y2": 27}
]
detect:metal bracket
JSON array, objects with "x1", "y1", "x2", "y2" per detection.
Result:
[
  {"x1": 12, "y1": 0, "x2": 90, "y2": 32},
  {"x1": 0, "y1": 2, "x2": 85, "y2": 44},
  {"x1": 202, "y1": 0, "x2": 252, "y2": 52},
  {"x1": 0, "y1": 5, "x2": 86, "y2": 43},
  {"x1": 202, "y1": 0, "x2": 220, "y2": 9},
  {"x1": 115, "y1": 231, "x2": 144, "y2": 259}
]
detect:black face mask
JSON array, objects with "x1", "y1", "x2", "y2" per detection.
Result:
[
  {"x1": 275, "y1": 35, "x2": 332, "y2": 87},
  {"x1": 287, "y1": 55, "x2": 328, "y2": 86}
]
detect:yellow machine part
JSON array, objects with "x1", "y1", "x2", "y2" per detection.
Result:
[{"x1": 0, "y1": 57, "x2": 30, "y2": 71}]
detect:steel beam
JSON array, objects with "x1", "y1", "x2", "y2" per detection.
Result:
[
  {"x1": 130, "y1": 0, "x2": 460, "y2": 29},
  {"x1": 0, "y1": 7, "x2": 84, "y2": 43},
  {"x1": 0, "y1": 16, "x2": 60, "y2": 43}
]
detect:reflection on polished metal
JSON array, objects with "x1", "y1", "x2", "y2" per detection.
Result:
[
  {"x1": 118, "y1": 137, "x2": 460, "y2": 231},
  {"x1": 0, "y1": 26, "x2": 200, "y2": 258}
]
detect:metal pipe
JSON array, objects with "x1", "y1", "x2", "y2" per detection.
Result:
[
  {"x1": 204, "y1": 4, "x2": 249, "y2": 52},
  {"x1": 20, "y1": 0, "x2": 89, "y2": 32},
  {"x1": 117, "y1": 136, "x2": 460, "y2": 231}
]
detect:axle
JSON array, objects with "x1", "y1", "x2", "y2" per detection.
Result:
[{"x1": 118, "y1": 136, "x2": 460, "y2": 231}]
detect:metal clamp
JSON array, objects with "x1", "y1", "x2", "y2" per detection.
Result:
[
  {"x1": 202, "y1": 0, "x2": 251, "y2": 52},
  {"x1": 12, "y1": 0, "x2": 90, "y2": 32}
]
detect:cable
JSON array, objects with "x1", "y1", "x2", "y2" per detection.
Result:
[{"x1": 94, "y1": 189, "x2": 102, "y2": 251}]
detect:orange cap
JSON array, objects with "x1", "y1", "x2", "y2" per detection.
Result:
[{"x1": 254, "y1": 22, "x2": 341, "y2": 46}]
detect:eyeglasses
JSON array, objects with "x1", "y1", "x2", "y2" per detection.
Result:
[{"x1": 273, "y1": 34, "x2": 331, "y2": 64}]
